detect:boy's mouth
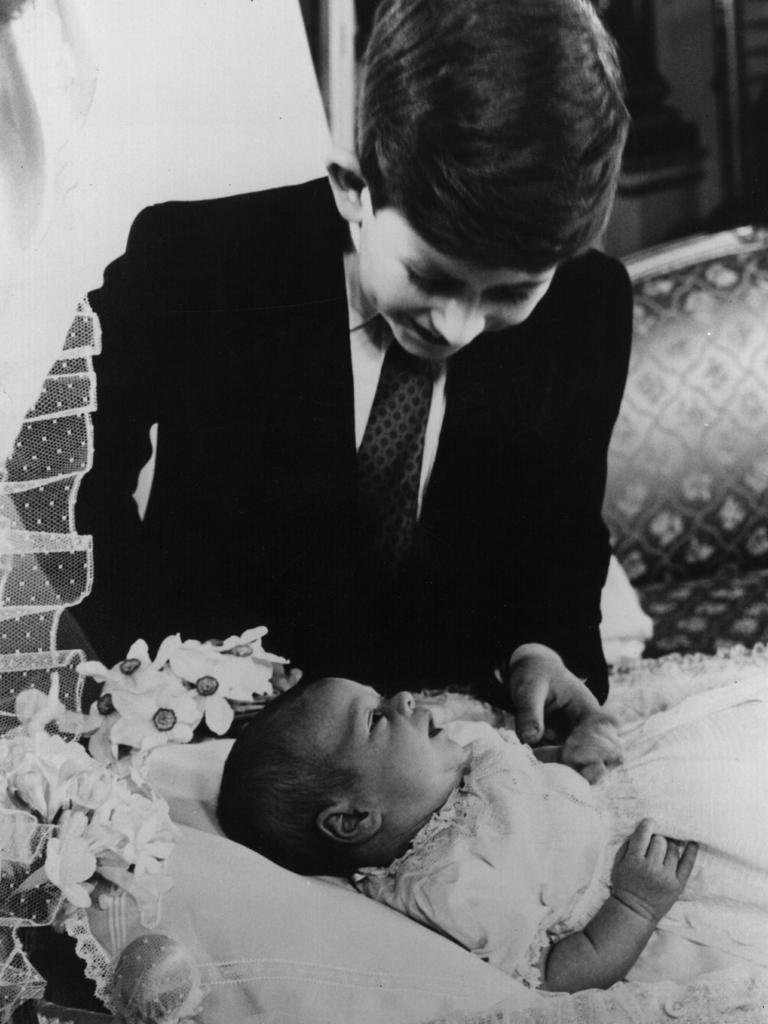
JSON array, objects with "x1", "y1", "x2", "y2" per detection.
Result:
[{"x1": 408, "y1": 318, "x2": 447, "y2": 346}]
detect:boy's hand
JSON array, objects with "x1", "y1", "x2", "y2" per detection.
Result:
[
  {"x1": 560, "y1": 711, "x2": 622, "y2": 783},
  {"x1": 501, "y1": 643, "x2": 622, "y2": 781},
  {"x1": 611, "y1": 818, "x2": 698, "y2": 923}
]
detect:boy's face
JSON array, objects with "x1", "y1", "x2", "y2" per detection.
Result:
[
  {"x1": 308, "y1": 677, "x2": 469, "y2": 846},
  {"x1": 354, "y1": 188, "x2": 556, "y2": 362}
]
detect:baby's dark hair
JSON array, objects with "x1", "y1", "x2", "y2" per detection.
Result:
[
  {"x1": 217, "y1": 680, "x2": 359, "y2": 876},
  {"x1": 356, "y1": 0, "x2": 629, "y2": 271}
]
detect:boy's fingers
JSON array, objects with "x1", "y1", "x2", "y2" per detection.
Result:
[
  {"x1": 676, "y1": 841, "x2": 699, "y2": 885},
  {"x1": 579, "y1": 760, "x2": 607, "y2": 785},
  {"x1": 509, "y1": 676, "x2": 548, "y2": 745}
]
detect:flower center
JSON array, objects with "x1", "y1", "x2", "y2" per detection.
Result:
[
  {"x1": 227, "y1": 644, "x2": 252, "y2": 658},
  {"x1": 97, "y1": 693, "x2": 115, "y2": 715},
  {"x1": 153, "y1": 708, "x2": 177, "y2": 732},
  {"x1": 120, "y1": 658, "x2": 141, "y2": 674},
  {"x1": 196, "y1": 675, "x2": 219, "y2": 697}
]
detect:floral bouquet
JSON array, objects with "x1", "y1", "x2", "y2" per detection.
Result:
[
  {"x1": 76, "y1": 626, "x2": 291, "y2": 766},
  {"x1": 0, "y1": 626, "x2": 290, "y2": 1022},
  {"x1": 0, "y1": 674, "x2": 177, "y2": 935}
]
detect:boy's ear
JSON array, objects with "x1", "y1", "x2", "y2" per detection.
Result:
[
  {"x1": 326, "y1": 147, "x2": 367, "y2": 224},
  {"x1": 317, "y1": 800, "x2": 382, "y2": 845}
]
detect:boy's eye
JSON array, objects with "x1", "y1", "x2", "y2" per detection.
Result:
[{"x1": 407, "y1": 269, "x2": 454, "y2": 295}]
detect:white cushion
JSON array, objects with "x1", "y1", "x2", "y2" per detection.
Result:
[
  {"x1": 600, "y1": 555, "x2": 654, "y2": 662},
  {"x1": 133, "y1": 743, "x2": 536, "y2": 1023}
]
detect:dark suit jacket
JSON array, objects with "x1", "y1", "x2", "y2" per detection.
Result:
[{"x1": 75, "y1": 178, "x2": 632, "y2": 701}]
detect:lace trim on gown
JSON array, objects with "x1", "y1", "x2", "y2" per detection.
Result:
[{"x1": 63, "y1": 908, "x2": 115, "y2": 1011}]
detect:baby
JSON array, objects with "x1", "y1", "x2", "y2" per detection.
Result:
[{"x1": 218, "y1": 676, "x2": 768, "y2": 993}]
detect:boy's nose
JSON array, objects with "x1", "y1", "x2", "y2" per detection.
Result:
[
  {"x1": 430, "y1": 299, "x2": 486, "y2": 346},
  {"x1": 390, "y1": 691, "x2": 416, "y2": 715}
]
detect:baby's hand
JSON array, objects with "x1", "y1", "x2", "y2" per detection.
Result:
[
  {"x1": 560, "y1": 711, "x2": 623, "y2": 783},
  {"x1": 611, "y1": 818, "x2": 698, "y2": 923}
]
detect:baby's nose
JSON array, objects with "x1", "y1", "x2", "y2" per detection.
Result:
[{"x1": 391, "y1": 691, "x2": 416, "y2": 715}]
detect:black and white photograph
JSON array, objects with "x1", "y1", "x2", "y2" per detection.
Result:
[{"x1": 0, "y1": 2, "x2": 767, "y2": 1022}]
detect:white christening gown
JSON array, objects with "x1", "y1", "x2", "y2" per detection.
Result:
[{"x1": 356, "y1": 677, "x2": 768, "y2": 989}]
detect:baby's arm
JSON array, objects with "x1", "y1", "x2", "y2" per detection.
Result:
[{"x1": 541, "y1": 819, "x2": 698, "y2": 993}]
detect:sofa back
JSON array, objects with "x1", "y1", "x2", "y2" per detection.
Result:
[{"x1": 604, "y1": 226, "x2": 768, "y2": 587}]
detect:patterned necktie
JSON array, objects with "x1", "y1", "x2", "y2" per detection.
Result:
[{"x1": 357, "y1": 336, "x2": 433, "y2": 581}]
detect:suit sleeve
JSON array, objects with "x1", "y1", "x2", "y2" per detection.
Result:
[
  {"x1": 74, "y1": 205, "x2": 166, "y2": 663},
  {"x1": 509, "y1": 257, "x2": 633, "y2": 701}
]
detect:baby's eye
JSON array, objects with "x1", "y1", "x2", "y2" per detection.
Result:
[{"x1": 369, "y1": 707, "x2": 385, "y2": 731}]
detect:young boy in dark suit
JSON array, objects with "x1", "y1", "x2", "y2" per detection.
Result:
[{"x1": 75, "y1": 0, "x2": 631, "y2": 777}]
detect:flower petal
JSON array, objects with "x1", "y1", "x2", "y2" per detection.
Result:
[{"x1": 204, "y1": 697, "x2": 234, "y2": 736}]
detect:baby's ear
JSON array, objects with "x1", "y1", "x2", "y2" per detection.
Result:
[{"x1": 317, "y1": 802, "x2": 381, "y2": 844}]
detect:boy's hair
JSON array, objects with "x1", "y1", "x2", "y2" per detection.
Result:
[
  {"x1": 356, "y1": 0, "x2": 629, "y2": 271},
  {"x1": 217, "y1": 681, "x2": 359, "y2": 876}
]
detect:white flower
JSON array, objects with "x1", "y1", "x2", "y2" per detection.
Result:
[
  {"x1": 67, "y1": 762, "x2": 120, "y2": 812},
  {"x1": 78, "y1": 639, "x2": 170, "y2": 697},
  {"x1": 102, "y1": 792, "x2": 178, "y2": 875},
  {"x1": 90, "y1": 792, "x2": 177, "y2": 928},
  {"x1": 110, "y1": 678, "x2": 201, "y2": 752},
  {"x1": 44, "y1": 810, "x2": 96, "y2": 908},
  {"x1": 2, "y1": 730, "x2": 93, "y2": 821},
  {"x1": 83, "y1": 708, "x2": 121, "y2": 763},
  {"x1": 14, "y1": 672, "x2": 85, "y2": 736},
  {"x1": 188, "y1": 683, "x2": 234, "y2": 736},
  {"x1": 166, "y1": 626, "x2": 287, "y2": 705}
]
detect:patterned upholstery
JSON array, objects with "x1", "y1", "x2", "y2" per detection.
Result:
[
  {"x1": 641, "y1": 567, "x2": 768, "y2": 657},
  {"x1": 603, "y1": 226, "x2": 768, "y2": 655}
]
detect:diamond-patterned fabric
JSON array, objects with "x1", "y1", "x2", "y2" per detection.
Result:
[
  {"x1": 640, "y1": 567, "x2": 768, "y2": 658},
  {"x1": 605, "y1": 229, "x2": 768, "y2": 589},
  {"x1": 602, "y1": 227, "x2": 768, "y2": 659},
  {"x1": 357, "y1": 338, "x2": 432, "y2": 579}
]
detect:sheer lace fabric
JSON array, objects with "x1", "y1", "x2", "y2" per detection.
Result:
[
  {"x1": 0, "y1": 302, "x2": 95, "y2": 1021},
  {"x1": 0, "y1": 299, "x2": 96, "y2": 730}
]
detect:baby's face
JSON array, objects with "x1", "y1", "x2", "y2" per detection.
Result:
[{"x1": 308, "y1": 677, "x2": 469, "y2": 844}]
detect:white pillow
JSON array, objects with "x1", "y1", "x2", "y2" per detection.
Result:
[{"x1": 130, "y1": 743, "x2": 536, "y2": 1024}]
